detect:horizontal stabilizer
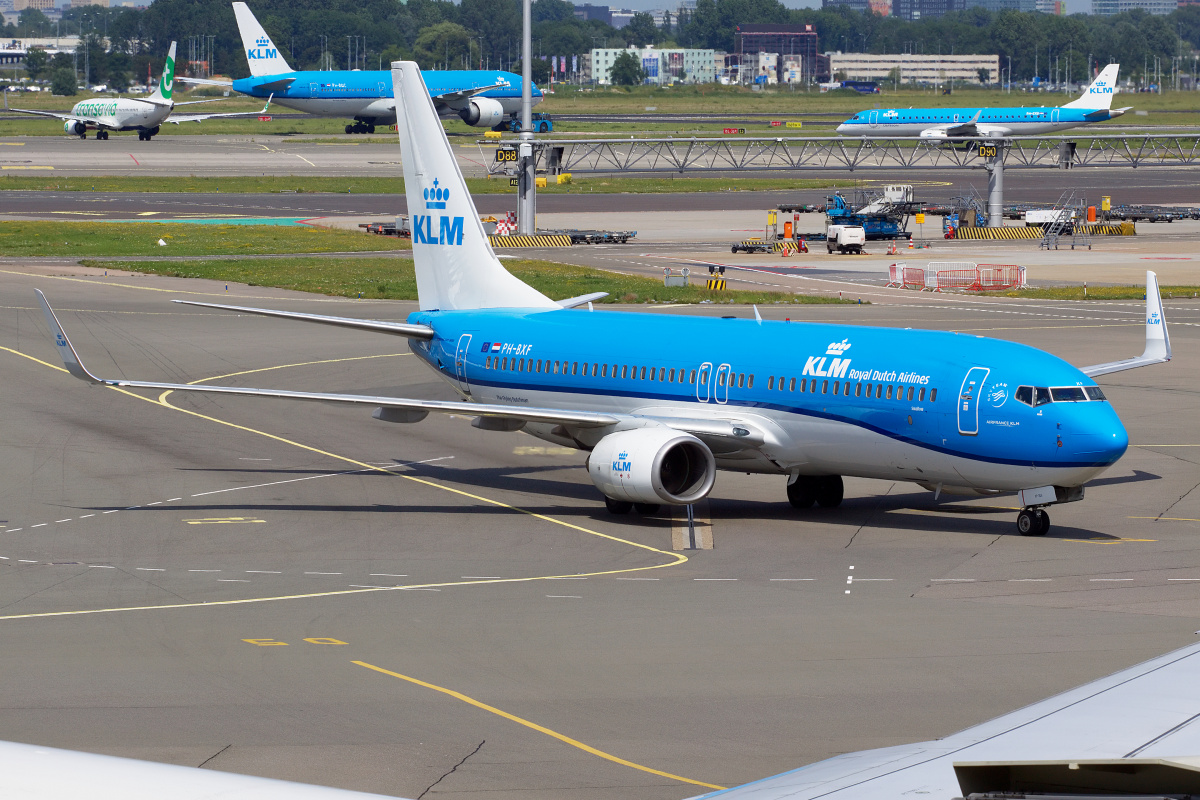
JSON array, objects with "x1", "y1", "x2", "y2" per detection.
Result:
[
  {"x1": 1081, "y1": 270, "x2": 1171, "y2": 376},
  {"x1": 171, "y1": 299, "x2": 435, "y2": 339},
  {"x1": 556, "y1": 292, "x2": 609, "y2": 309}
]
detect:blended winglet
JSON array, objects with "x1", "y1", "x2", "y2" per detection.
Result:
[
  {"x1": 1081, "y1": 270, "x2": 1171, "y2": 377},
  {"x1": 35, "y1": 290, "x2": 104, "y2": 384}
]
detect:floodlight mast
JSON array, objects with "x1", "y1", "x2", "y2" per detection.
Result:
[{"x1": 517, "y1": 0, "x2": 536, "y2": 235}]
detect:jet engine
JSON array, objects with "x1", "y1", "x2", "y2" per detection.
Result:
[
  {"x1": 457, "y1": 97, "x2": 505, "y2": 128},
  {"x1": 64, "y1": 120, "x2": 86, "y2": 136},
  {"x1": 588, "y1": 427, "x2": 715, "y2": 505}
]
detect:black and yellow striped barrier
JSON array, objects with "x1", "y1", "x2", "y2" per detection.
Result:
[
  {"x1": 1076, "y1": 222, "x2": 1136, "y2": 236},
  {"x1": 952, "y1": 226, "x2": 1043, "y2": 240},
  {"x1": 487, "y1": 234, "x2": 573, "y2": 247},
  {"x1": 706, "y1": 278, "x2": 727, "y2": 290}
]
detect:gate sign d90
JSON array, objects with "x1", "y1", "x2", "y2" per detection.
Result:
[
  {"x1": 495, "y1": 147, "x2": 518, "y2": 163},
  {"x1": 977, "y1": 144, "x2": 998, "y2": 159}
]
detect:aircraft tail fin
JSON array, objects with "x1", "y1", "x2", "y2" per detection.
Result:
[
  {"x1": 390, "y1": 61, "x2": 554, "y2": 312},
  {"x1": 1062, "y1": 63, "x2": 1120, "y2": 110},
  {"x1": 233, "y1": 2, "x2": 293, "y2": 77},
  {"x1": 145, "y1": 42, "x2": 176, "y2": 105}
]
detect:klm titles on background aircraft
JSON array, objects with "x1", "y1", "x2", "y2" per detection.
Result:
[
  {"x1": 247, "y1": 35, "x2": 277, "y2": 61},
  {"x1": 413, "y1": 179, "x2": 465, "y2": 246}
]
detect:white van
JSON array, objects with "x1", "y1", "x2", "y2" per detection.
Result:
[{"x1": 827, "y1": 225, "x2": 866, "y2": 254}]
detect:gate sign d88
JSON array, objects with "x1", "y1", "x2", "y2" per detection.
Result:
[
  {"x1": 977, "y1": 144, "x2": 999, "y2": 159},
  {"x1": 495, "y1": 146, "x2": 518, "y2": 163}
]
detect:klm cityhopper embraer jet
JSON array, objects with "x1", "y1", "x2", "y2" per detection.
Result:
[
  {"x1": 179, "y1": 2, "x2": 541, "y2": 134},
  {"x1": 37, "y1": 61, "x2": 1171, "y2": 538},
  {"x1": 837, "y1": 63, "x2": 1130, "y2": 139}
]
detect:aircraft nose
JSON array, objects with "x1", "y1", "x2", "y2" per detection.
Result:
[
  {"x1": 1063, "y1": 410, "x2": 1128, "y2": 466},
  {"x1": 836, "y1": 123, "x2": 847, "y2": 133}
]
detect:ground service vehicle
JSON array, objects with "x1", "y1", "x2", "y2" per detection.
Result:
[{"x1": 827, "y1": 225, "x2": 866, "y2": 254}]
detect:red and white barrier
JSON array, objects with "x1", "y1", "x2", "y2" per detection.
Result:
[{"x1": 891, "y1": 262, "x2": 1027, "y2": 292}]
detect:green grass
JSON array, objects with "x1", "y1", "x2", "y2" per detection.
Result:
[
  {"x1": 80, "y1": 255, "x2": 854, "y2": 305},
  {"x1": 995, "y1": 285, "x2": 1200, "y2": 300},
  {"x1": 0, "y1": 221, "x2": 411, "y2": 257},
  {"x1": 0, "y1": 174, "x2": 851, "y2": 195}
]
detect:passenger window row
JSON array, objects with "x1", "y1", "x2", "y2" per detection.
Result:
[
  {"x1": 484, "y1": 357, "x2": 698, "y2": 384},
  {"x1": 767, "y1": 375, "x2": 937, "y2": 403}
]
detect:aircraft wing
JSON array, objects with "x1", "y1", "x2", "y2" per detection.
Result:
[
  {"x1": 0, "y1": 737, "x2": 406, "y2": 799},
  {"x1": 700, "y1": 639, "x2": 1200, "y2": 800},
  {"x1": 175, "y1": 76, "x2": 236, "y2": 87},
  {"x1": 167, "y1": 96, "x2": 274, "y2": 124},
  {"x1": 1081, "y1": 271, "x2": 1171, "y2": 377},
  {"x1": 432, "y1": 82, "x2": 508, "y2": 107},
  {"x1": 2, "y1": 98, "x2": 72, "y2": 121}
]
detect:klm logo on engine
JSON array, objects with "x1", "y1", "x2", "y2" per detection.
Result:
[
  {"x1": 802, "y1": 338, "x2": 852, "y2": 379},
  {"x1": 247, "y1": 36, "x2": 277, "y2": 61},
  {"x1": 612, "y1": 451, "x2": 632, "y2": 474},
  {"x1": 412, "y1": 178, "x2": 464, "y2": 245}
]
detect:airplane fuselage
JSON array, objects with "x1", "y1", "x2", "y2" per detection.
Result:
[
  {"x1": 405, "y1": 308, "x2": 1128, "y2": 494},
  {"x1": 837, "y1": 106, "x2": 1124, "y2": 137},
  {"x1": 67, "y1": 97, "x2": 171, "y2": 132},
  {"x1": 230, "y1": 69, "x2": 540, "y2": 124}
]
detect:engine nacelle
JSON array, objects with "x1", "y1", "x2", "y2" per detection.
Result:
[
  {"x1": 457, "y1": 97, "x2": 505, "y2": 128},
  {"x1": 918, "y1": 128, "x2": 949, "y2": 140},
  {"x1": 64, "y1": 119, "x2": 86, "y2": 136},
  {"x1": 589, "y1": 428, "x2": 715, "y2": 505}
]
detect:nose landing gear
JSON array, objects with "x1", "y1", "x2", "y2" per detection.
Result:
[
  {"x1": 787, "y1": 475, "x2": 844, "y2": 509},
  {"x1": 1017, "y1": 507, "x2": 1050, "y2": 536}
]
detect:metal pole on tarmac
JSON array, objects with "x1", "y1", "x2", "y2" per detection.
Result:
[{"x1": 517, "y1": 0, "x2": 536, "y2": 235}]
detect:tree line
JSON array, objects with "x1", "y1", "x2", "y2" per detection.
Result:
[{"x1": 4, "y1": 0, "x2": 1197, "y2": 89}]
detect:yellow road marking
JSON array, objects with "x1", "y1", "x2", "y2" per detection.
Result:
[
  {"x1": 1130, "y1": 516, "x2": 1200, "y2": 522},
  {"x1": 1063, "y1": 537, "x2": 1157, "y2": 544},
  {"x1": 0, "y1": 350, "x2": 688, "y2": 620},
  {"x1": 183, "y1": 517, "x2": 266, "y2": 524},
  {"x1": 2, "y1": 165, "x2": 52, "y2": 170},
  {"x1": 0, "y1": 142, "x2": 25, "y2": 145},
  {"x1": 294, "y1": 154, "x2": 317, "y2": 167},
  {"x1": 353, "y1": 661, "x2": 725, "y2": 791}
]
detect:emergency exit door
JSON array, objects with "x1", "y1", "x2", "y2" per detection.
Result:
[
  {"x1": 957, "y1": 367, "x2": 990, "y2": 435},
  {"x1": 454, "y1": 333, "x2": 473, "y2": 394}
]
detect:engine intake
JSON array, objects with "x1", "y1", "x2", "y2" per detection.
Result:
[
  {"x1": 457, "y1": 97, "x2": 505, "y2": 128},
  {"x1": 589, "y1": 428, "x2": 715, "y2": 505},
  {"x1": 64, "y1": 120, "x2": 86, "y2": 136}
]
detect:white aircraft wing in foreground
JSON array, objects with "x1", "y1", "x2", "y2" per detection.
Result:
[{"x1": 700, "y1": 639, "x2": 1200, "y2": 800}]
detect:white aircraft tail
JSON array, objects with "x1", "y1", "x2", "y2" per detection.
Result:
[
  {"x1": 1062, "y1": 63, "x2": 1120, "y2": 110},
  {"x1": 145, "y1": 41, "x2": 176, "y2": 105},
  {"x1": 390, "y1": 61, "x2": 555, "y2": 312},
  {"x1": 233, "y1": 2, "x2": 293, "y2": 77}
]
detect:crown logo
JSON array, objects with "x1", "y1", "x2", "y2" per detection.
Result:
[
  {"x1": 423, "y1": 178, "x2": 448, "y2": 209},
  {"x1": 256, "y1": 36, "x2": 269, "y2": 47},
  {"x1": 617, "y1": 452, "x2": 627, "y2": 460},
  {"x1": 825, "y1": 338, "x2": 852, "y2": 356}
]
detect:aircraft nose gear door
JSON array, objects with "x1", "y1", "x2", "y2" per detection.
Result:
[
  {"x1": 454, "y1": 333, "x2": 473, "y2": 394},
  {"x1": 957, "y1": 367, "x2": 990, "y2": 435}
]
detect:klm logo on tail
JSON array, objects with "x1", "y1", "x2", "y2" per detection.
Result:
[
  {"x1": 247, "y1": 36, "x2": 277, "y2": 61},
  {"x1": 413, "y1": 178, "x2": 465, "y2": 246}
]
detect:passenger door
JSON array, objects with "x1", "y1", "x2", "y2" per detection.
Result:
[
  {"x1": 454, "y1": 333, "x2": 473, "y2": 394},
  {"x1": 714, "y1": 363, "x2": 731, "y2": 405},
  {"x1": 695, "y1": 362, "x2": 712, "y2": 403},
  {"x1": 868, "y1": 110, "x2": 879, "y2": 127},
  {"x1": 957, "y1": 367, "x2": 990, "y2": 435}
]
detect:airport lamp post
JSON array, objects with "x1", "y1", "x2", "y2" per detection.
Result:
[{"x1": 517, "y1": 0, "x2": 536, "y2": 235}]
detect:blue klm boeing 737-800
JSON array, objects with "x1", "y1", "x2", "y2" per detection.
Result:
[
  {"x1": 179, "y1": 3, "x2": 541, "y2": 134},
  {"x1": 837, "y1": 63, "x2": 1130, "y2": 139},
  {"x1": 37, "y1": 60, "x2": 1170, "y2": 538}
]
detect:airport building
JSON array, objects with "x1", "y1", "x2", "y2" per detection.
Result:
[
  {"x1": 827, "y1": 52, "x2": 1000, "y2": 84},
  {"x1": 734, "y1": 24, "x2": 820, "y2": 86},
  {"x1": 1092, "y1": 0, "x2": 1175, "y2": 12},
  {"x1": 587, "y1": 46, "x2": 716, "y2": 84}
]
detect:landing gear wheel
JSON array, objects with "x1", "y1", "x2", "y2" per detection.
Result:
[
  {"x1": 79, "y1": 132, "x2": 87, "y2": 139},
  {"x1": 633, "y1": 502, "x2": 661, "y2": 515},
  {"x1": 1017, "y1": 508, "x2": 1049, "y2": 536},
  {"x1": 367, "y1": 124, "x2": 376, "y2": 134},
  {"x1": 345, "y1": 124, "x2": 354, "y2": 134},
  {"x1": 787, "y1": 476, "x2": 817, "y2": 509},
  {"x1": 605, "y1": 497, "x2": 633, "y2": 515},
  {"x1": 815, "y1": 475, "x2": 844, "y2": 508},
  {"x1": 97, "y1": 130, "x2": 108, "y2": 140}
]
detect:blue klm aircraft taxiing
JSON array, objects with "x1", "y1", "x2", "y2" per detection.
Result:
[
  {"x1": 38, "y1": 60, "x2": 1170, "y2": 538},
  {"x1": 837, "y1": 63, "x2": 1130, "y2": 139},
  {"x1": 179, "y1": 2, "x2": 541, "y2": 134}
]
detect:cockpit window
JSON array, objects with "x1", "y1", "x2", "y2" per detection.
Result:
[
  {"x1": 1051, "y1": 387, "x2": 1088, "y2": 402},
  {"x1": 1085, "y1": 386, "x2": 1107, "y2": 401},
  {"x1": 1015, "y1": 386, "x2": 1032, "y2": 406},
  {"x1": 1034, "y1": 387, "x2": 1053, "y2": 406}
]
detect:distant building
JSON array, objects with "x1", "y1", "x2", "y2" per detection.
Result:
[
  {"x1": 1092, "y1": 0, "x2": 1174, "y2": 12},
  {"x1": 573, "y1": 4, "x2": 612, "y2": 24},
  {"x1": 828, "y1": 52, "x2": 1000, "y2": 84},
  {"x1": 822, "y1": 0, "x2": 871, "y2": 9},
  {"x1": 13, "y1": 0, "x2": 54, "y2": 10},
  {"x1": 963, "y1": 0, "x2": 1036, "y2": 10},
  {"x1": 892, "y1": 0, "x2": 964, "y2": 20},
  {"x1": 69, "y1": 0, "x2": 109, "y2": 6},
  {"x1": 735, "y1": 24, "x2": 819, "y2": 84},
  {"x1": 609, "y1": 9, "x2": 635, "y2": 28},
  {"x1": 589, "y1": 46, "x2": 716, "y2": 84}
]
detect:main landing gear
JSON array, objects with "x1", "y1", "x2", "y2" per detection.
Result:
[
  {"x1": 787, "y1": 475, "x2": 844, "y2": 509},
  {"x1": 95, "y1": 130, "x2": 109, "y2": 140},
  {"x1": 137, "y1": 126, "x2": 159, "y2": 141},
  {"x1": 1017, "y1": 507, "x2": 1050, "y2": 536},
  {"x1": 345, "y1": 122, "x2": 376, "y2": 134}
]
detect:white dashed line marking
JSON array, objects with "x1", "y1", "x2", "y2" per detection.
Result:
[
  {"x1": 146, "y1": 502, "x2": 161, "y2": 507},
  {"x1": 189, "y1": 569, "x2": 221, "y2": 573},
  {"x1": 18, "y1": 559, "x2": 37, "y2": 563},
  {"x1": 305, "y1": 572, "x2": 343, "y2": 575},
  {"x1": 136, "y1": 567, "x2": 165, "y2": 572},
  {"x1": 31, "y1": 523, "x2": 46, "y2": 528},
  {"x1": 218, "y1": 579, "x2": 250, "y2": 582},
  {"x1": 694, "y1": 578, "x2": 737, "y2": 581},
  {"x1": 1091, "y1": 578, "x2": 1134, "y2": 581},
  {"x1": 8, "y1": 529, "x2": 20, "y2": 532},
  {"x1": 369, "y1": 573, "x2": 407, "y2": 577},
  {"x1": 245, "y1": 570, "x2": 282, "y2": 574},
  {"x1": 167, "y1": 498, "x2": 181, "y2": 502},
  {"x1": 1009, "y1": 579, "x2": 1052, "y2": 582},
  {"x1": 770, "y1": 578, "x2": 815, "y2": 581},
  {"x1": 102, "y1": 510, "x2": 118, "y2": 514},
  {"x1": 1169, "y1": 578, "x2": 1200, "y2": 581},
  {"x1": 88, "y1": 565, "x2": 115, "y2": 569},
  {"x1": 931, "y1": 578, "x2": 976, "y2": 582},
  {"x1": 55, "y1": 519, "x2": 72, "y2": 523},
  {"x1": 401, "y1": 587, "x2": 440, "y2": 591},
  {"x1": 79, "y1": 514, "x2": 94, "y2": 519}
]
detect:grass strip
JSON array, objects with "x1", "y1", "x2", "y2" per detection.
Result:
[
  {"x1": 995, "y1": 285, "x2": 1200, "y2": 300},
  {"x1": 81, "y1": 255, "x2": 853, "y2": 305},
  {"x1": 0, "y1": 221, "x2": 411, "y2": 257},
  {"x1": 0, "y1": 174, "x2": 850, "y2": 195}
]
